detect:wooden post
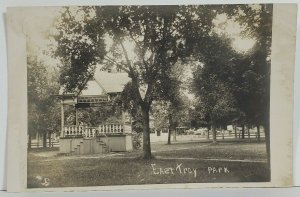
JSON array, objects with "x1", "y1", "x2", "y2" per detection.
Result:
[
  {"x1": 61, "y1": 102, "x2": 64, "y2": 137},
  {"x1": 122, "y1": 109, "x2": 125, "y2": 134},
  {"x1": 75, "y1": 106, "x2": 79, "y2": 126}
]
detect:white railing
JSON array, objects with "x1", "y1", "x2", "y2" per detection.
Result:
[
  {"x1": 98, "y1": 124, "x2": 123, "y2": 134},
  {"x1": 64, "y1": 125, "x2": 86, "y2": 136},
  {"x1": 63, "y1": 124, "x2": 131, "y2": 137},
  {"x1": 85, "y1": 127, "x2": 97, "y2": 138}
]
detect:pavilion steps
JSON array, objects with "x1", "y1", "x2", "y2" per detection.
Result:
[{"x1": 70, "y1": 138, "x2": 110, "y2": 155}]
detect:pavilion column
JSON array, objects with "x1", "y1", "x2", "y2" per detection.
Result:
[
  {"x1": 75, "y1": 106, "x2": 79, "y2": 126},
  {"x1": 60, "y1": 102, "x2": 64, "y2": 137},
  {"x1": 121, "y1": 109, "x2": 125, "y2": 133}
]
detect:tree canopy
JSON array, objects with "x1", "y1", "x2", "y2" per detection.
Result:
[
  {"x1": 191, "y1": 4, "x2": 272, "y2": 166},
  {"x1": 53, "y1": 5, "x2": 220, "y2": 158},
  {"x1": 52, "y1": 5, "x2": 272, "y2": 160}
]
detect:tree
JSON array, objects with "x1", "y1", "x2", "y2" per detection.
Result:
[
  {"x1": 151, "y1": 60, "x2": 192, "y2": 144},
  {"x1": 222, "y1": 4, "x2": 272, "y2": 168},
  {"x1": 151, "y1": 96, "x2": 190, "y2": 145},
  {"x1": 193, "y1": 77, "x2": 237, "y2": 143},
  {"x1": 192, "y1": 34, "x2": 240, "y2": 143},
  {"x1": 53, "y1": 5, "x2": 217, "y2": 159},
  {"x1": 28, "y1": 55, "x2": 60, "y2": 148},
  {"x1": 191, "y1": 4, "x2": 272, "y2": 172}
]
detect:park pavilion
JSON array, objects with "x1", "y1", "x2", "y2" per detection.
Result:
[{"x1": 56, "y1": 68, "x2": 133, "y2": 155}]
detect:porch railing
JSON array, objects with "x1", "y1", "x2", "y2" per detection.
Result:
[
  {"x1": 63, "y1": 124, "x2": 131, "y2": 137},
  {"x1": 77, "y1": 95, "x2": 109, "y2": 103},
  {"x1": 64, "y1": 125, "x2": 85, "y2": 136},
  {"x1": 98, "y1": 124, "x2": 123, "y2": 134}
]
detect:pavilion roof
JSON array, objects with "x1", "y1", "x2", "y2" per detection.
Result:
[
  {"x1": 58, "y1": 68, "x2": 131, "y2": 96},
  {"x1": 93, "y1": 69, "x2": 130, "y2": 94}
]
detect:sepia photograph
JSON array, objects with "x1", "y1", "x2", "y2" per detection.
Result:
[
  {"x1": 22, "y1": 4, "x2": 274, "y2": 188},
  {"x1": 5, "y1": 3, "x2": 297, "y2": 191}
]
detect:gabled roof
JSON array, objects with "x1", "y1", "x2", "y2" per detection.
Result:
[
  {"x1": 80, "y1": 80, "x2": 104, "y2": 96},
  {"x1": 58, "y1": 68, "x2": 131, "y2": 96},
  {"x1": 93, "y1": 69, "x2": 131, "y2": 94}
]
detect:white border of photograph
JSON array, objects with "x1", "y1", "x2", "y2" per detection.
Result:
[
  {"x1": 0, "y1": 0, "x2": 299, "y2": 195},
  {"x1": 5, "y1": 3, "x2": 297, "y2": 192}
]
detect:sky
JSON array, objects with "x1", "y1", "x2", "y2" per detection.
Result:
[
  {"x1": 23, "y1": 6, "x2": 257, "y2": 69},
  {"x1": 213, "y1": 13, "x2": 256, "y2": 52},
  {"x1": 21, "y1": 7, "x2": 61, "y2": 67},
  {"x1": 21, "y1": 5, "x2": 257, "y2": 102}
]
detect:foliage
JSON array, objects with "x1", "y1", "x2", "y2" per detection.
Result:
[
  {"x1": 53, "y1": 5, "x2": 272, "y2": 157},
  {"x1": 27, "y1": 55, "x2": 60, "y2": 140},
  {"x1": 53, "y1": 7, "x2": 106, "y2": 92},
  {"x1": 53, "y1": 5, "x2": 219, "y2": 158},
  {"x1": 76, "y1": 105, "x2": 122, "y2": 126},
  {"x1": 192, "y1": 4, "x2": 272, "y2": 130},
  {"x1": 222, "y1": 4, "x2": 272, "y2": 126},
  {"x1": 192, "y1": 34, "x2": 240, "y2": 127},
  {"x1": 224, "y1": 4, "x2": 272, "y2": 167}
]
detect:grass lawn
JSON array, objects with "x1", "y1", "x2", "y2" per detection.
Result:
[{"x1": 27, "y1": 141, "x2": 270, "y2": 188}]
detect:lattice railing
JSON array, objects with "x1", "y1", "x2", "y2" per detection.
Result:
[{"x1": 77, "y1": 95, "x2": 109, "y2": 103}]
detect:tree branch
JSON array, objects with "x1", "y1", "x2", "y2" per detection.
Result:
[
  {"x1": 118, "y1": 39, "x2": 133, "y2": 69},
  {"x1": 128, "y1": 32, "x2": 149, "y2": 71},
  {"x1": 104, "y1": 55, "x2": 130, "y2": 73},
  {"x1": 144, "y1": 82, "x2": 154, "y2": 105},
  {"x1": 131, "y1": 75, "x2": 144, "y2": 105}
]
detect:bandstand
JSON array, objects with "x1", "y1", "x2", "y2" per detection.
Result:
[{"x1": 55, "y1": 69, "x2": 133, "y2": 155}]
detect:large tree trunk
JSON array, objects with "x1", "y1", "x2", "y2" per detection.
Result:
[
  {"x1": 241, "y1": 125, "x2": 245, "y2": 139},
  {"x1": 247, "y1": 125, "x2": 250, "y2": 139},
  {"x1": 257, "y1": 124, "x2": 261, "y2": 141},
  {"x1": 212, "y1": 123, "x2": 217, "y2": 143},
  {"x1": 167, "y1": 114, "x2": 172, "y2": 145},
  {"x1": 48, "y1": 132, "x2": 52, "y2": 148},
  {"x1": 167, "y1": 129, "x2": 171, "y2": 145},
  {"x1": 141, "y1": 105, "x2": 152, "y2": 159},
  {"x1": 264, "y1": 122, "x2": 271, "y2": 174},
  {"x1": 42, "y1": 132, "x2": 47, "y2": 148},
  {"x1": 234, "y1": 124, "x2": 237, "y2": 138},
  {"x1": 207, "y1": 127, "x2": 210, "y2": 140}
]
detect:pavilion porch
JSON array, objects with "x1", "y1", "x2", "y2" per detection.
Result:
[{"x1": 59, "y1": 123, "x2": 133, "y2": 154}]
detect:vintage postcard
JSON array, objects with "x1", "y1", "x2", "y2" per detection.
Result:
[{"x1": 6, "y1": 4, "x2": 297, "y2": 192}]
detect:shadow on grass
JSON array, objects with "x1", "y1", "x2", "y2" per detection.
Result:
[
  {"x1": 27, "y1": 155, "x2": 270, "y2": 188},
  {"x1": 27, "y1": 141, "x2": 270, "y2": 188}
]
